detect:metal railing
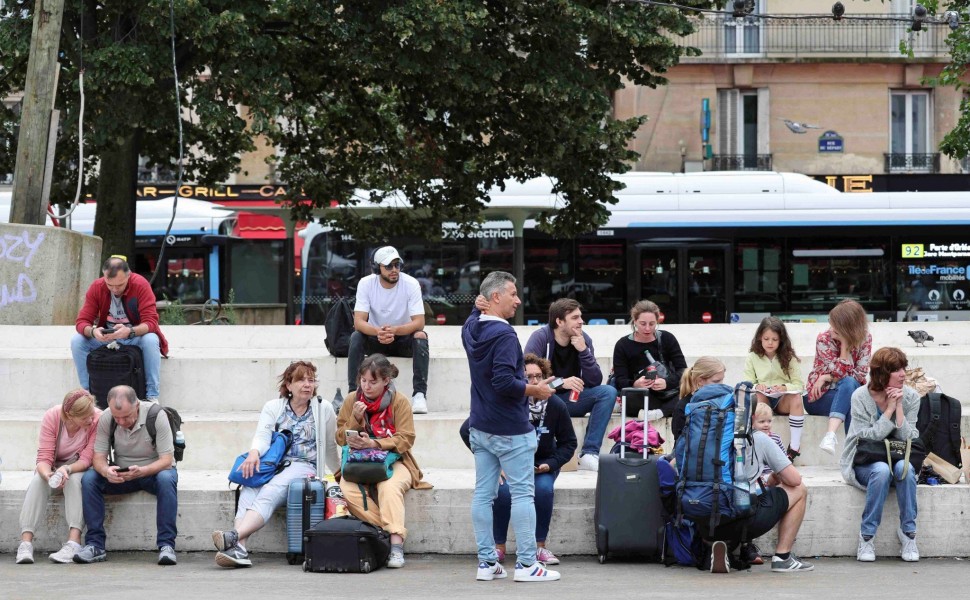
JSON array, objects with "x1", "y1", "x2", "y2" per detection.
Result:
[
  {"x1": 711, "y1": 154, "x2": 772, "y2": 171},
  {"x1": 679, "y1": 15, "x2": 950, "y2": 60},
  {"x1": 884, "y1": 153, "x2": 941, "y2": 172}
]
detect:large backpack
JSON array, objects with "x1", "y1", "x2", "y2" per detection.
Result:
[
  {"x1": 917, "y1": 392, "x2": 962, "y2": 468},
  {"x1": 110, "y1": 403, "x2": 185, "y2": 462},
  {"x1": 674, "y1": 382, "x2": 756, "y2": 530},
  {"x1": 324, "y1": 297, "x2": 354, "y2": 357}
]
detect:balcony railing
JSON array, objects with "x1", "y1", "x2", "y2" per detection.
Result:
[
  {"x1": 884, "y1": 153, "x2": 940, "y2": 173},
  {"x1": 679, "y1": 15, "x2": 950, "y2": 60},
  {"x1": 711, "y1": 154, "x2": 772, "y2": 171}
]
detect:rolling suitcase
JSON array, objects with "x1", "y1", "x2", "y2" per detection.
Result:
[
  {"x1": 87, "y1": 344, "x2": 147, "y2": 408},
  {"x1": 594, "y1": 387, "x2": 665, "y2": 563},
  {"x1": 302, "y1": 517, "x2": 391, "y2": 573},
  {"x1": 286, "y1": 477, "x2": 326, "y2": 565}
]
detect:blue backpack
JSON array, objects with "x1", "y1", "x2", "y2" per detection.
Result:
[
  {"x1": 228, "y1": 428, "x2": 293, "y2": 488},
  {"x1": 657, "y1": 458, "x2": 703, "y2": 567},
  {"x1": 674, "y1": 382, "x2": 756, "y2": 529}
]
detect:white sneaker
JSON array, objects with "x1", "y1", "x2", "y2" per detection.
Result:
[
  {"x1": 577, "y1": 454, "x2": 599, "y2": 472},
  {"x1": 857, "y1": 533, "x2": 875, "y2": 562},
  {"x1": 645, "y1": 409, "x2": 665, "y2": 422},
  {"x1": 897, "y1": 528, "x2": 919, "y2": 562},
  {"x1": 819, "y1": 432, "x2": 838, "y2": 455},
  {"x1": 476, "y1": 560, "x2": 507, "y2": 581},
  {"x1": 387, "y1": 548, "x2": 405, "y2": 568},
  {"x1": 16, "y1": 541, "x2": 33, "y2": 564},
  {"x1": 49, "y1": 541, "x2": 82, "y2": 564},
  {"x1": 411, "y1": 392, "x2": 428, "y2": 415},
  {"x1": 514, "y1": 562, "x2": 561, "y2": 582},
  {"x1": 612, "y1": 399, "x2": 621, "y2": 413}
]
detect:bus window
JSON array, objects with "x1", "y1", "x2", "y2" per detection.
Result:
[
  {"x1": 735, "y1": 242, "x2": 784, "y2": 312},
  {"x1": 639, "y1": 249, "x2": 678, "y2": 323},
  {"x1": 896, "y1": 239, "x2": 970, "y2": 312},
  {"x1": 789, "y1": 244, "x2": 890, "y2": 313}
]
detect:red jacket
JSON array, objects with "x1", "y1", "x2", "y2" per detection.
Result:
[{"x1": 75, "y1": 272, "x2": 169, "y2": 356}]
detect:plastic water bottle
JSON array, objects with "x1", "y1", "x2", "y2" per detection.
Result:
[
  {"x1": 733, "y1": 440, "x2": 751, "y2": 514},
  {"x1": 49, "y1": 469, "x2": 64, "y2": 488}
]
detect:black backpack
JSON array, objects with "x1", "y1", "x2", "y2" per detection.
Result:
[
  {"x1": 110, "y1": 403, "x2": 185, "y2": 462},
  {"x1": 324, "y1": 297, "x2": 354, "y2": 357},
  {"x1": 917, "y1": 392, "x2": 962, "y2": 468}
]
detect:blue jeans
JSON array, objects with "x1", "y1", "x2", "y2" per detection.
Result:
[
  {"x1": 71, "y1": 333, "x2": 162, "y2": 398},
  {"x1": 805, "y1": 377, "x2": 860, "y2": 433},
  {"x1": 494, "y1": 470, "x2": 559, "y2": 544},
  {"x1": 81, "y1": 468, "x2": 179, "y2": 550},
  {"x1": 559, "y1": 384, "x2": 616, "y2": 456},
  {"x1": 347, "y1": 331, "x2": 429, "y2": 396},
  {"x1": 469, "y1": 427, "x2": 538, "y2": 565},
  {"x1": 853, "y1": 460, "x2": 918, "y2": 537}
]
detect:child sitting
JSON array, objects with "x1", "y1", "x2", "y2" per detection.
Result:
[{"x1": 743, "y1": 317, "x2": 806, "y2": 461}]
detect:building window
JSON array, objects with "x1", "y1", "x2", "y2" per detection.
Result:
[
  {"x1": 715, "y1": 89, "x2": 771, "y2": 170},
  {"x1": 723, "y1": 0, "x2": 762, "y2": 55},
  {"x1": 887, "y1": 90, "x2": 934, "y2": 172}
]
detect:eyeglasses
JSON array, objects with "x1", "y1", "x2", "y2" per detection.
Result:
[
  {"x1": 526, "y1": 373, "x2": 544, "y2": 381},
  {"x1": 382, "y1": 261, "x2": 403, "y2": 271}
]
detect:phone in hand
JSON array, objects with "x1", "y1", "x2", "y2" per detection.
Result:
[
  {"x1": 345, "y1": 430, "x2": 360, "y2": 439},
  {"x1": 548, "y1": 377, "x2": 565, "y2": 389},
  {"x1": 642, "y1": 369, "x2": 658, "y2": 381},
  {"x1": 115, "y1": 466, "x2": 130, "y2": 473},
  {"x1": 101, "y1": 325, "x2": 116, "y2": 334}
]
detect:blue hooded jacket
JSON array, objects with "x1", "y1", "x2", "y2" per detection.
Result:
[{"x1": 461, "y1": 308, "x2": 531, "y2": 436}]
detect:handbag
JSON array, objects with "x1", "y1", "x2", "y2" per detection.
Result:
[
  {"x1": 228, "y1": 428, "x2": 293, "y2": 488},
  {"x1": 853, "y1": 437, "x2": 927, "y2": 481},
  {"x1": 340, "y1": 446, "x2": 401, "y2": 484}
]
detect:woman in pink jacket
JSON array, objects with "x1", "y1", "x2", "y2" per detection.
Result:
[{"x1": 16, "y1": 389, "x2": 101, "y2": 565}]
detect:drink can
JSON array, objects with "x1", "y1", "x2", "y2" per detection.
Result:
[{"x1": 569, "y1": 389, "x2": 580, "y2": 402}]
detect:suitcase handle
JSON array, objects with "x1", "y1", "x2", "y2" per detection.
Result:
[{"x1": 620, "y1": 388, "x2": 650, "y2": 459}]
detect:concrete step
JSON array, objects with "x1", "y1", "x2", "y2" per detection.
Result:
[
  {"x1": 3, "y1": 467, "x2": 969, "y2": 557},
  {"x1": 1, "y1": 405, "x2": 882, "y2": 472}
]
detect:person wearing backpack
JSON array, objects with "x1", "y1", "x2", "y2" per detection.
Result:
[
  {"x1": 211, "y1": 361, "x2": 340, "y2": 568},
  {"x1": 840, "y1": 347, "x2": 920, "y2": 563},
  {"x1": 347, "y1": 247, "x2": 430, "y2": 414},
  {"x1": 74, "y1": 385, "x2": 178, "y2": 566}
]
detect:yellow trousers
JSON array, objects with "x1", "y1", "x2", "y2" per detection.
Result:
[{"x1": 339, "y1": 461, "x2": 411, "y2": 540}]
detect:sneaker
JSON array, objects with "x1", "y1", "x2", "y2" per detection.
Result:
[
  {"x1": 16, "y1": 541, "x2": 33, "y2": 564},
  {"x1": 740, "y1": 542, "x2": 764, "y2": 565},
  {"x1": 819, "y1": 432, "x2": 838, "y2": 455},
  {"x1": 577, "y1": 454, "x2": 599, "y2": 472},
  {"x1": 387, "y1": 548, "x2": 405, "y2": 568},
  {"x1": 411, "y1": 392, "x2": 428, "y2": 415},
  {"x1": 536, "y1": 547, "x2": 560, "y2": 565},
  {"x1": 73, "y1": 545, "x2": 107, "y2": 564},
  {"x1": 645, "y1": 409, "x2": 665, "y2": 422},
  {"x1": 476, "y1": 560, "x2": 507, "y2": 581},
  {"x1": 514, "y1": 562, "x2": 561, "y2": 582},
  {"x1": 49, "y1": 541, "x2": 82, "y2": 564},
  {"x1": 710, "y1": 541, "x2": 729, "y2": 574},
  {"x1": 770, "y1": 553, "x2": 814, "y2": 572},
  {"x1": 897, "y1": 528, "x2": 919, "y2": 562},
  {"x1": 613, "y1": 399, "x2": 621, "y2": 413},
  {"x1": 857, "y1": 533, "x2": 876, "y2": 562},
  {"x1": 215, "y1": 544, "x2": 252, "y2": 568},
  {"x1": 495, "y1": 548, "x2": 505, "y2": 563},
  {"x1": 212, "y1": 529, "x2": 239, "y2": 551},
  {"x1": 158, "y1": 545, "x2": 177, "y2": 566}
]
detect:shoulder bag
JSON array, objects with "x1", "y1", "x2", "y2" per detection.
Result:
[
  {"x1": 853, "y1": 437, "x2": 927, "y2": 481},
  {"x1": 228, "y1": 428, "x2": 293, "y2": 488}
]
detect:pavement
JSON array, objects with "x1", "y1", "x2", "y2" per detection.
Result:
[{"x1": 1, "y1": 553, "x2": 969, "y2": 599}]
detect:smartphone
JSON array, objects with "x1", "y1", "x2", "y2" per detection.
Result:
[
  {"x1": 101, "y1": 325, "x2": 116, "y2": 334},
  {"x1": 115, "y1": 466, "x2": 130, "y2": 473},
  {"x1": 548, "y1": 377, "x2": 565, "y2": 389},
  {"x1": 643, "y1": 369, "x2": 658, "y2": 381},
  {"x1": 345, "y1": 430, "x2": 360, "y2": 439}
]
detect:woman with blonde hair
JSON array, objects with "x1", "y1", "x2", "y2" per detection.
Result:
[
  {"x1": 671, "y1": 356, "x2": 727, "y2": 441},
  {"x1": 806, "y1": 300, "x2": 872, "y2": 455},
  {"x1": 17, "y1": 389, "x2": 101, "y2": 564}
]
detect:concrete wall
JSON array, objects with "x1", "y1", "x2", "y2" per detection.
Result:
[{"x1": 0, "y1": 224, "x2": 101, "y2": 325}]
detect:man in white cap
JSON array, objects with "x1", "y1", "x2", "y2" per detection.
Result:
[{"x1": 347, "y1": 246, "x2": 430, "y2": 413}]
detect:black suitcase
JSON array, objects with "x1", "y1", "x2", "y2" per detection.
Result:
[
  {"x1": 302, "y1": 517, "x2": 391, "y2": 573},
  {"x1": 594, "y1": 387, "x2": 665, "y2": 563},
  {"x1": 86, "y1": 344, "x2": 147, "y2": 409},
  {"x1": 285, "y1": 477, "x2": 326, "y2": 565}
]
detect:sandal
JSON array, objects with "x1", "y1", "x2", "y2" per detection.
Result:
[{"x1": 786, "y1": 445, "x2": 801, "y2": 461}]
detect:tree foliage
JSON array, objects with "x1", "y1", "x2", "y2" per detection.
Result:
[{"x1": 1, "y1": 0, "x2": 717, "y2": 251}]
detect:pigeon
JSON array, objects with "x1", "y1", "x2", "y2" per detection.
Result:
[
  {"x1": 778, "y1": 119, "x2": 822, "y2": 134},
  {"x1": 907, "y1": 330, "x2": 934, "y2": 347}
]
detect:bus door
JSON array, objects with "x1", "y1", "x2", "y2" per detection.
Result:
[{"x1": 634, "y1": 243, "x2": 733, "y2": 323}]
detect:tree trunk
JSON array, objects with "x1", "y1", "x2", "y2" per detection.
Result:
[{"x1": 93, "y1": 130, "x2": 141, "y2": 265}]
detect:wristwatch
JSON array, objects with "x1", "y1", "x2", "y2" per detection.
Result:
[{"x1": 128, "y1": 328, "x2": 137, "y2": 340}]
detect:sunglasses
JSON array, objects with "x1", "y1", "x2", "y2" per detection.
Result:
[{"x1": 382, "y1": 261, "x2": 403, "y2": 271}]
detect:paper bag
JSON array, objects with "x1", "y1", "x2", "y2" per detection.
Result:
[
  {"x1": 924, "y1": 452, "x2": 962, "y2": 484},
  {"x1": 961, "y1": 438, "x2": 970, "y2": 484}
]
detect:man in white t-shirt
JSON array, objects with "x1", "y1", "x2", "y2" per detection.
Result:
[{"x1": 348, "y1": 246, "x2": 430, "y2": 414}]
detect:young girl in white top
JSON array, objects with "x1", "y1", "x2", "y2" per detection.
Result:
[{"x1": 743, "y1": 317, "x2": 805, "y2": 461}]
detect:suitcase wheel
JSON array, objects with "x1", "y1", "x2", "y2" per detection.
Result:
[
  {"x1": 361, "y1": 559, "x2": 372, "y2": 574},
  {"x1": 598, "y1": 554, "x2": 606, "y2": 564},
  {"x1": 286, "y1": 552, "x2": 300, "y2": 565},
  {"x1": 302, "y1": 560, "x2": 310, "y2": 572}
]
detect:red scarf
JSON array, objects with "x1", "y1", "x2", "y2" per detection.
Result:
[{"x1": 357, "y1": 386, "x2": 396, "y2": 439}]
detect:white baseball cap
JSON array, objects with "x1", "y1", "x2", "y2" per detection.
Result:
[{"x1": 373, "y1": 246, "x2": 402, "y2": 266}]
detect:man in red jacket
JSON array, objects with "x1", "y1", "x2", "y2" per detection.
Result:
[{"x1": 72, "y1": 256, "x2": 167, "y2": 401}]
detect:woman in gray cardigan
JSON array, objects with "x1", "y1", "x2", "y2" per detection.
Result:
[{"x1": 839, "y1": 347, "x2": 920, "y2": 564}]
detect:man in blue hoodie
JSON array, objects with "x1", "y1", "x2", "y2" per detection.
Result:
[
  {"x1": 463, "y1": 271, "x2": 561, "y2": 583},
  {"x1": 524, "y1": 299, "x2": 616, "y2": 472}
]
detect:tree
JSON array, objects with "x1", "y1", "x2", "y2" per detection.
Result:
[
  {"x1": 1, "y1": 0, "x2": 716, "y2": 253},
  {"x1": 933, "y1": 2, "x2": 970, "y2": 161},
  {"x1": 264, "y1": 0, "x2": 716, "y2": 240}
]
